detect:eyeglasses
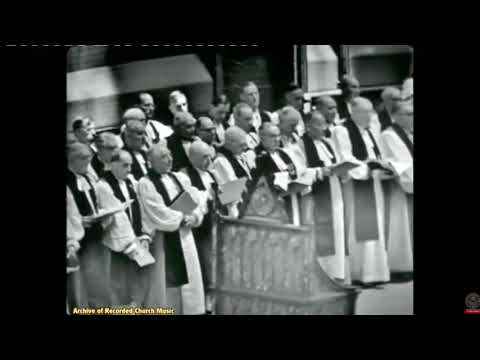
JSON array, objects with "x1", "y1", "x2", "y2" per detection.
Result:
[{"x1": 200, "y1": 127, "x2": 216, "y2": 132}]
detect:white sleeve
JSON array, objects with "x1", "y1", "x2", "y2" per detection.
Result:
[
  {"x1": 95, "y1": 181, "x2": 136, "y2": 252},
  {"x1": 66, "y1": 187, "x2": 84, "y2": 246},
  {"x1": 211, "y1": 156, "x2": 237, "y2": 185},
  {"x1": 137, "y1": 178, "x2": 183, "y2": 236},
  {"x1": 331, "y1": 126, "x2": 369, "y2": 180},
  {"x1": 379, "y1": 131, "x2": 414, "y2": 188},
  {"x1": 175, "y1": 172, "x2": 205, "y2": 228}
]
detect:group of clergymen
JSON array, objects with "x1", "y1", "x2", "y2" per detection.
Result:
[{"x1": 66, "y1": 75, "x2": 414, "y2": 315}]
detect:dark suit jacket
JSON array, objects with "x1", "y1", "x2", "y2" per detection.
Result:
[
  {"x1": 336, "y1": 97, "x2": 352, "y2": 121},
  {"x1": 166, "y1": 133, "x2": 193, "y2": 172}
]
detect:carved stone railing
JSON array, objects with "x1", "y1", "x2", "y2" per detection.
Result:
[{"x1": 213, "y1": 177, "x2": 359, "y2": 315}]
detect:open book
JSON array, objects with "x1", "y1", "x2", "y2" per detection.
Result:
[
  {"x1": 274, "y1": 168, "x2": 315, "y2": 196},
  {"x1": 218, "y1": 177, "x2": 248, "y2": 205},
  {"x1": 90, "y1": 199, "x2": 135, "y2": 221},
  {"x1": 170, "y1": 191, "x2": 198, "y2": 215},
  {"x1": 330, "y1": 161, "x2": 361, "y2": 176}
]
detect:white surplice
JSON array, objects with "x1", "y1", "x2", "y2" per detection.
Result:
[
  {"x1": 331, "y1": 125, "x2": 390, "y2": 284},
  {"x1": 137, "y1": 172, "x2": 206, "y2": 315},
  {"x1": 211, "y1": 152, "x2": 252, "y2": 218},
  {"x1": 297, "y1": 138, "x2": 348, "y2": 282},
  {"x1": 95, "y1": 179, "x2": 137, "y2": 253},
  {"x1": 379, "y1": 127, "x2": 413, "y2": 273}
]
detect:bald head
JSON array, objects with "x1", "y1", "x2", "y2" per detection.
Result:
[
  {"x1": 314, "y1": 95, "x2": 338, "y2": 124},
  {"x1": 259, "y1": 122, "x2": 281, "y2": 152},
  {"x1": 351, "y1": 97, "x2": 374, "y2": 129},
  {"x1": 67, "y1": 142, "x2": 93, "y2": 175},
  {"x1": 340, "y1": 75, "x2": 360, "y2": 99},
  {"x1": 233, "y1": 102, "x2": 254, "y2": 133},
  {"x1": 224, "y1": 126, "x2": 248, "y2": 156},
  {"x1": 123, "y1": 108, "x2": 146, "y2": 124},
  {"x1": 278, "y1": 106, "x2": 301, "y2": 137},
  {"x1": 189, "y1": 140, "x2": 214, "y2": 171}
]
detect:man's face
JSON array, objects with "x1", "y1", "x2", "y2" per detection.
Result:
[
  {"x1": 140, "y1": 95, "x2": 155, "y2": 119},
  {"x1": 197, "y1": 119, "x2": 216, "y2": 145},
  {"x1": 307, "y1": 115, "x2": 328, "y2": 140},
  {"x1": 98, "y1": 144, "x2": 118, "y2": 164},
  {"x1": 178, "y1": 117, "x2": 197, "y2": 140},
  {"x1": 70, "y1": 152, "x2": 93, "y2": 175},
  {"x1": 150, "y1": 149, "x2": 173, "y2": 174},
  {"x1": 236, "y1": 108, "x2": 254, "y2": 133},
  {"x1": 395, "y1": 108, "x2": 414, "y2": 131},
  {"x1": 212, "y1": 104, "x2": 229, "y2": 123},
  {"x1": 192, "y1": 152, "x2": 212, "y2": 172},
  {"x1": 230, "y1": 136, "x2": 248, "y2": 156},
  {"x1": 170, "y1": 95, "x2": 189, "y2": 115},
  {"x1": 344, "y1": 79, "x2": 361, "y2": 99},
  {"x1": 125, "y1": 124, "x2": 146, "y2": 151},
  {"x1": 111, "y1": 156, "x2": 132, "y2": 181},
  {"x1": 287, "y1": 89, "x2": 304, "y2": 112},
  {"x1": 279, "y1": 114, "x2": 299, "y2": 137},
  {"x1": 261, "y1": 126, "x2": 281, "y2": 153},
  {"x1": 352, "y1": 107, "x2": 373, "y2": 129},
  {"x1": 385, "y1": 93, "x2": 402, "y2": 112},
  {"x1": 75, "y1": 121, "x2": 96, "y2": 144},
  {"x1": 318, "y1": 99, "x2": 338, "y2": 124},
  {"x1": 241, "y1": 84, "x2": 260, "y2": 110}
]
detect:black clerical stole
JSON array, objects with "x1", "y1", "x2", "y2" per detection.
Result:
[
  {"x1": 301, "y1": 134, "x2": 337, "y2": 255},
  {"x1": 147, "y1": 169, "x2": 188, "y2": 287},
  {"x1": 342, "y1": 120, "x2": 380, "y2": 242},
  {"x1": 391, "y1": 124, "x2": 413, "y2": 157},
  {"x1": 66, "y1": 169, "x2": 98, "y2": 217},
  {"x1": 123, "y1": 144, "x2": 149, "y2": 181},
  {"x1": 102, "y1": 172, "x2": 143, "y2": 237},
  {"x1": 217, "y1": 147, "x2": 250, "y2": 180},
  {"x1": 91, "y1": 154, "x2": 107, "y2": 180},
  {"x1": 66, "y1": 169, "x2": 102, "y2": 248},
  {"x1": 148, "y1": 121, "x2": 161, "y2": 144}
]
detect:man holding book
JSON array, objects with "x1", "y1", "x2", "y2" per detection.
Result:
[
  {"x1": 297, "y1": 111, "x2": 350, "y2": 283},
  {"x1": 331, "y1": 97, "x2": 392, "y2": 288},
  {"x1": 66, "y1": 142, "x2": 112, "y2": 308},
  {"x1": 181, "y1": 140, "x2": 221, "y2": 313},
  {"x1": 137, "y1": 143, "x2": 206, "y2": 315},
  {"x1": 95, "y1": 150, "x2": 154, "y2": 307},
  {"x1": 211, "y1": 126, "x2": 252, "y2": 219},
  {"x1": 379, "y1": 102, "x2": 414, "y2": 277}
]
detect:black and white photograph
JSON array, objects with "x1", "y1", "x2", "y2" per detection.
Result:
[{"x1": 65, "y1": 44, "x2": 414, "y2": 315}]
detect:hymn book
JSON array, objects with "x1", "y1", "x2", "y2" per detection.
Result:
[
  {"x1": 170, "y1": 191, "x2": 198, "y2": 215},
  {"x1": 329, "y1": 161, "x2": 361, "y2": 176},
  {"x1": 90, "y1": 199, "x2": 135, "y2": 221},
  {"x1": 218, "y1": 177, "x2": 248, "y2": 205}
]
